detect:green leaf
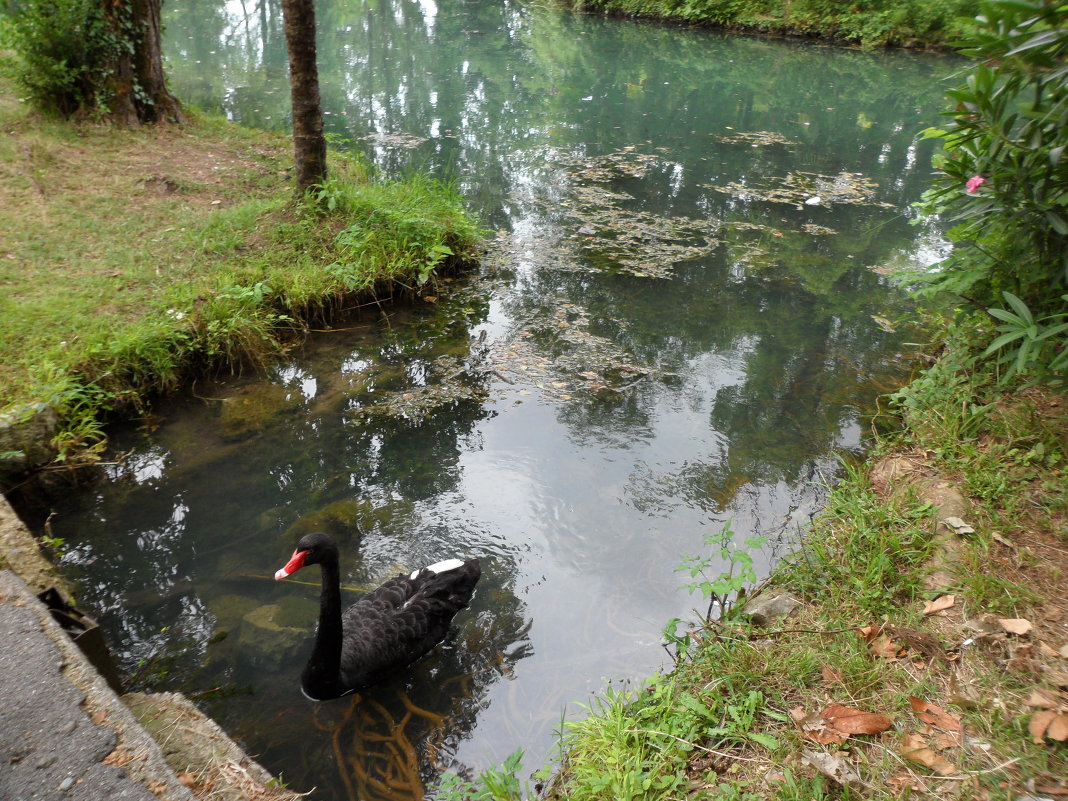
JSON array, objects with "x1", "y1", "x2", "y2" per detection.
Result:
[
  {"x1": 1001, "y1": 292, "x2": 1034, "y2": 323},
  {"x1": 982, "y1": 330, "x2": 1027, "y2": 355},
  {"x1": 748, "y1": 732, "x2": 779, "y2": 750}
]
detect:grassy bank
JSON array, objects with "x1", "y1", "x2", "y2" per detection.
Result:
[
  {"x1": 562, "y1": 0, "x2": 979, "y2": 48},
  {"x1": 0, "y1": 80, "x2": 482, "y2": 461},
  {"x1": 455, "y1": 339, "x2": 1065, "y2": 801}
]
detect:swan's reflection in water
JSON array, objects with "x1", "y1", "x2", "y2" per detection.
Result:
[{"x1": 316, "y1": 692, "x2": 442, "y2": 801}]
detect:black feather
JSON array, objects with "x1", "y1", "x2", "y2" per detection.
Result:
[{"x1": 277, "y1": 532, "x2": 480, "y2": 700}]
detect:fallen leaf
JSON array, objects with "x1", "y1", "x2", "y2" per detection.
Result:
[
  {"x1": 908, "y1": 697, "x2": 962, "y2": 732},
  {"x1": 821, "y1": 704, "x2": 893, "y2": 735},
  {"x1": 869, "y1": 633, "x2": 903, "y2": 660},
  {"x1": 1030, "y1": 710, "x2": 1059, "y2": 744},
  {"x1": 999, "y1": 618, "x2": 1033, "y2": 636},
  {"x1": 1025, "y1": 688, "x2": 1060, "y2": 709},
  {"x1": 1049, "y1": 713, "x2": 1068, "y2": 741},
  {"x1": 800, "y1": 748, "x2": 863, "y2": 790},
  {"x1": 901, "y1": 733, "x2": 957, "y2": 775},
  {"x1": 991, "y1": 531, "x2": 1015, "y2": 548},
  {"x1": 821, "y1": 664, "x2": 844, "y2": 686},
  {"x1": 1048, "y1": 672, "x2": 1068, "y2": 688},
  {"x1": 923, "y1": 595, "x2": 956, "y2": 616},
  {"x1": 857, "y1": 624, "x2": 881, "y2": 642}
]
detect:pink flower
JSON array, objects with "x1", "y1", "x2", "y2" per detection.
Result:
[{"x1": 965, "y1": 175, "x2": 986, "y2": 194}]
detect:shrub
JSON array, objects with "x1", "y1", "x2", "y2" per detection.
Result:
[
  {"x1": 915, "y1": 0, "x2": 1067, "y2": 381},
  {"x1": 0, "y1": 0, "x2": 125, "y2": 115}
]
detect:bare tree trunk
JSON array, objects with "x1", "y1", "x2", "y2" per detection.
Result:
[{"x1": 280, "y1": 0, "x2": 327, "y2": 192}]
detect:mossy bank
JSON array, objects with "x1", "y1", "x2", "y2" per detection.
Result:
[{"x1": 0, "y1": 76, "x2": 482, "y2": 480}]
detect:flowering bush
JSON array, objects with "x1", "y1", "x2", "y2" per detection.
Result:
[
  {"x1": 918, "y1": 0, "x2": 1067, "y2": 308},
  {"x1": 916, "y1": 0, "x2": 1067, "y2": 382}
]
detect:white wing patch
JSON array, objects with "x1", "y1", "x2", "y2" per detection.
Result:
[{"x1": 410, "y1": 558, "x2": 464, "y2": 579}]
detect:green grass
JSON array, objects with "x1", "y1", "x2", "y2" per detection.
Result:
[{"x1": 0, "y1": 78, "x2": 482, "y2": 457}]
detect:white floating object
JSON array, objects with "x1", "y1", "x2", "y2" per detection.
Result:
[{"x1": 804, "y1": 196, "x2": 822, "y2": 205}]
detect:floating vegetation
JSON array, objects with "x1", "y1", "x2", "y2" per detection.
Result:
[
  {"x1": 359, "y1": 131, "x2": 429, "y2": 149},
  {"x1": 348, "y1": 355, "x2": 487, "y2": 424},
  {"x1": 482, "y1": 293, "x2": 661, "y2": 403},
  {"x1": 802, "y1": 223, "x2": 838, "y2": 236},
  {"x1": 714, "y1": 130, "x2": 799, "y2": 147},
  {"x1": 518, "y1": 147, "x2": 720, "y2": 279},
  {"x1": 554, "y1": 145, "x2": 661, "y2": 182},
  {"x1": 706, "y1": 171, "x2": 893, "y2": 209}
]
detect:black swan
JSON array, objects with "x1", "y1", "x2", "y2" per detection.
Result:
[{"x1": 274, "y1": 531, "x2": 481, "y2": 700}]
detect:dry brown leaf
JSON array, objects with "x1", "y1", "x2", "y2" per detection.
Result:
[
  {"x1": 999, "y1": 618, "x2": 1033, "y2": 635},
  {"x1": 908, "y1": 696, "x2": 962, "y2": 732},
  {"x1": 923, "y1": 595, "x2": 956, "y2": 616},
  {"x1": 1025, "y1": 688, "x2": 1061, "y2": 709},
  {"x1": 901, "y1": 733, "x2": 957, "y2": 776},
  {"x1": 1047, "y1": 672, "x2": 1068, "y2": 688},
  {"x1": 870, "y1": 633, "x2": 903, "y2": 660},
  {"x1": 821, "y1": 704, "x2": 894, "y2": 735},
  {"x1": 857, "y1": 624, "x2": 881, "y2": 642},
  {"x1": 1030, "y1": 710, "x2": 1059, "y2": 744},
  {"x1": 933, "y1": 731, "x2": 962, "y2": 750},
  {"x1": 1050, "y1": 714, "x2": 1068, "y2": 741},
  {"x1": 821, "y1": 664, "x2": 844, "y2": 686}
]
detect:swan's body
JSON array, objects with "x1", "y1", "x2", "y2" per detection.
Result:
[{"x1": 274, "y1": 532, "x2": 481, "y2": 700}]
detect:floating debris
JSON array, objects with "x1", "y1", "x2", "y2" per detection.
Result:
[
  {"x1": 714, "y1": 131, "x2": 799, "y2": 147},
  {"x1": 802, "y1": 223, "x2": 838, "y2": 236},
  {"x1": 706, "y1": 171, "x2": 893, "y2": 209},
  {"x1": 359, "y1": 131, "x2": 428, "y2": 149},
  {"x1": 348, "y1": 354, "x2": 487, "y2": 423},
  {"x1": 477, "y1": 288, "x2": 662, "y2": 403},
  {"x1": 515, "y1": 148, "x2": 721, "y2": 279},
  {"x1": 554, "y1": 146, "x2": 661, "y2": 182}
]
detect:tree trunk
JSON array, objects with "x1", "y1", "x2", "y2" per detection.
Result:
[
  {"x1": 280, "y1": 0, "x2": 328, "y2": 192},
  {"x1": 103, "y1": 0, "x2": 183, "y2": 124}
]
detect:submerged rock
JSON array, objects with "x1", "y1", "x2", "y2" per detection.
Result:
[{"x1": 217, "y1": 385, "x2": 300, "y2": 442}]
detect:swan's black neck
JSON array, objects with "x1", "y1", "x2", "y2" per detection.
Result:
[{"x1": 302, "y1": 553, "x2": 347, "y2": 700}]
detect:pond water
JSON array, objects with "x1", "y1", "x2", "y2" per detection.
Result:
[{"x1": 41, "y1": 1, "x2": 959, "y2": 798}]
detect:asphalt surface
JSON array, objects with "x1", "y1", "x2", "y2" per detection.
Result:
[{"x1": 0, "y1": 571, "x2": 187, "y2": 801}]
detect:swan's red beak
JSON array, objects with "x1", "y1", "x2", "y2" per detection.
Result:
[{"x1": 274, "y1": 548, "x2": 309, "y2": 580}]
